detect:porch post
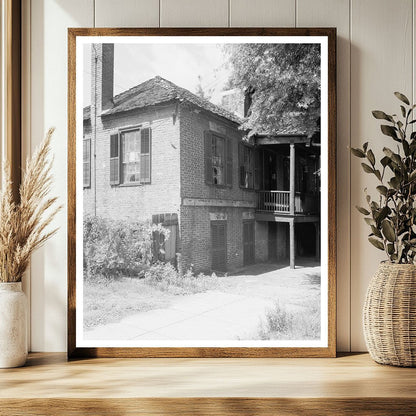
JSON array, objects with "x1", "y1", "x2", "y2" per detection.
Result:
[
  {"x1": 289, "y1": 143, "x2": 295, "y2": 215},
  {"x1": 289, "y1": 219, "x2": 295, "y2": 269}
]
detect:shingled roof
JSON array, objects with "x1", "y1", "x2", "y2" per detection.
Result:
[{"x1": 83, "y1": 76, "x2": 242, "y2": 124}]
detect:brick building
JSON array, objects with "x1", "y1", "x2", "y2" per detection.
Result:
[{"x1": 83, "y1": 44, "x2": 320, "y2": 273}]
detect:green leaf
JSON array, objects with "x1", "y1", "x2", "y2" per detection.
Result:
[
  {"x1": 356, "y1": 206, "x2": 370, "y2": 215},
  {"x1": 380, "y1": 156, "x2": 390, "y2": 167},
  {"x1": 376, "y1": 185, "x2": 388, "y2": 196},
  {"x1": 374, "y1": 170, "x2": 382, "y2": 181},
  {"x1": 383, "y1": 147, "x2": 402, "y2": 164},
  {"x1": 362, "y1": 142, "x2": 369, "y2": 152},
  {"x1": 381, "y1": 125, "x2": 399, "y2": 141},
  {"x1": 394, "y1": 92, "x2": 410, "y2": 105},
  {"x1": 361, "y1": 163, "x2": 374, "y2": 174},
  {"x1": 400, "y1": 105, "x2": 407, "y2": 117},
  {"x1": 409, "y1": 120, "x2": 416, "y2": 125},
  {"x1": 389, "y1": 176, "x2": 400, "y2": 189},
  {"x1": 369, "y1": 236, "x2": 385, "y2": 251},
  {"x1": 381, "y1": 219, "x2": 396, "y2": 242},
  {"x1": 371, "y1": 225, "x2": 382, "y2": 238},
  {"x1": 409, "y1": 169, "x2": 416, "y2": 182},
  {"x1": 367, "y1": 149, "x2": 375, "y2": 166},
  {"x1": 364, "y1": 217, "x2": 375, "y2": 226},
  {"x1": 372, "y1": 110, "x2": 394, "y2": 122},
  {"x1": 350, "y1": 147, "x2": 366, "y2": 158},
  {"x1": 376, "y1": 206, "x2": 390, "y2": 224},
  {"x1": 387, "y1": 243, "x2": 395, "y2": 255},
  {"x1": 403, "y1": 140, "x2": 410, "y2": 156}
]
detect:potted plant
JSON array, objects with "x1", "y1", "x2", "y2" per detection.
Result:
[
  {"x1": 0, "y1": 128, "x2": 61, "y2": 368},
  {"x1": 352, "y1": 92, "x2": 416, "y2": 366}
]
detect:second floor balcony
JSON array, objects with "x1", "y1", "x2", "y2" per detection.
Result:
[{"x1": 257, "y1": 190, "x2": 320, "y2": 215}]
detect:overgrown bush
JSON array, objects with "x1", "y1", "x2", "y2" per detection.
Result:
[
  {"x1": 144, "y1": 262, "x2": 218, "y2": 295},
  {"x1": 258, "y1": 301, "x2": 320, "y2": 340},
  {"x1": 83, "y1": 216, "x2": 169, "y2": 279}
]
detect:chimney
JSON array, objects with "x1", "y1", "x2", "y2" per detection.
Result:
[
  {"x1": 101, "y1": 44, "x2": 114, "y2": 111},
  {"x1": 91, "y1": 43, "x2": 114, "y2": 115}
]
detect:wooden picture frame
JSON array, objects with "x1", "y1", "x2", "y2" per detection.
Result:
[{"x1": 68, "y1": 28, "x2": 336, "y2": 358}]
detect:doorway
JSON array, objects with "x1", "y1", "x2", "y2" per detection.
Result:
[
  {"x1": 211, "y1": 221, "x2": 227, "y2": 272},
  {"x1": 243, "y1": 221, "x2": 255, "y2": 266}
]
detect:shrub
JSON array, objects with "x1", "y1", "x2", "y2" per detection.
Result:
[
  {"x1": 83, "y1": 216, "x2": 169, "y2": 279},
  {"x1": 258, "y1": 301, "x2": 320, "y2": 340},
  {"x1": 144, "y1": 262, "x2": 218, "y2": 295}
]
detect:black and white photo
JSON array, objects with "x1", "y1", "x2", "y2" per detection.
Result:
[{"x1": 68, "y1": 30, "x2": 335, "y2": 355}]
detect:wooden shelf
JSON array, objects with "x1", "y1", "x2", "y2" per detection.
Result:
[{"x1": 1, "y1": 352, "x2": 416, "y2": 415}]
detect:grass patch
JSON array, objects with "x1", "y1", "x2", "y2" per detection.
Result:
[
  {"x1": 257, "y1": 299, "x2": 320, "y2": 340},
  {"x1": 83, "y1": 275, "x2": 172, "y2": 329},
  {"x1": 84, "y1": 263, "x2": 220, "y2": 329}
]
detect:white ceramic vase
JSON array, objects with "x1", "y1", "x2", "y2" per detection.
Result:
[{"x1": 0, "y1": 282, "x2": 28, "y2": 368}]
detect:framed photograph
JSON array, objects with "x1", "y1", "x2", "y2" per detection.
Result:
[{"x1": 68, "y1": 28, "x2": 336, "y2": 358}]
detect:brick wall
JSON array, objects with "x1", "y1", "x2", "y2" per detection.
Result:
[
  {"x1": 85, "y1": 55, "x2": 181, "y2": 221},
  {"x1": 177, "y1": 103, "x2": 267, "y2": 273},
  {"x1": 180, "y1": 205, "x2": 258, "y2": 273},
  {"x1": 179, "y1": 103, "x2": 256, "y2": 203}
]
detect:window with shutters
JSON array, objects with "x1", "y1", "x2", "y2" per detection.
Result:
[
  {"x1": 204, "y1": 131, "x2": 232, "y2": 187},
  {"x1": 110, "y1": 127, "x2": 151, "y2": 186},
  {"x1": 83, "y1": 137, "x2": 91, "y2": 188}
]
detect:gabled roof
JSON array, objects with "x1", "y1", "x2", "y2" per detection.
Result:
[{"x1": 83, "y1": 76, "x2": 242, "y2": 124}]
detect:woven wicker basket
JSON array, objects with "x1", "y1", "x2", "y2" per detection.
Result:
[{"x1": 363, "y1": 262, "x2": 416, "y2": 367}]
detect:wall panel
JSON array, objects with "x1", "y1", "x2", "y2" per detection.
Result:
[
  {"x1": 160, "y1": 0, "x2": 228, "y2": 27},
  {"x1": 230, "y1": 0, "x2": 295, "y2": 27},
  {"x1": 30, "y1": 0, "x2": 94, "y2": 351},
  {"x1": 95, "y1": 0, "x2": 159, "y2": 27},
  {"x1": 297, "y1": 0, "x2": 350, "y2": 352},
  {"x1": 350, "y1": 0, "x2": 413, "y2": 351},
  {"x1": 23, "y1": 0, "x2": 416, "y2": 352}
]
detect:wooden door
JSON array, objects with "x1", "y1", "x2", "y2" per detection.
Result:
[
  {"x1": 243, "y1": 221, "x2": 255, "y2": 266},
  {"x1": 268, "y1": 222, "x2": 277, "y2": 261},
  {"x1": 211, "y1": 221, "x2": 227, "y2": 272}
]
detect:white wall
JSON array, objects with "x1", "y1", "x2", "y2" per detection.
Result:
[{"x1": 23, "y1": 0, "x2": 416, "y2": 352}]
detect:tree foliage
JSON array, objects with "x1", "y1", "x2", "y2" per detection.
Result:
[
  {"x1": 351, "y1": 92, "x2": 416, "y2": 264},
  {"x1": 224, "y1": 43, "x2": 321, "y2": 137}
]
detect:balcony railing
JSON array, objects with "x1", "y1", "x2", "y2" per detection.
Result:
[
  {"x1": 257, "y1": 190, "x2": 319, "y2": 214},
  {"x1": 257, "y1": 190, "x2": 290, "y2": 213}
]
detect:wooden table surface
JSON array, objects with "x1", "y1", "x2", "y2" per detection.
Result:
[{"x1": 1, "y1": 352, "x2": 415, "y2": 415}]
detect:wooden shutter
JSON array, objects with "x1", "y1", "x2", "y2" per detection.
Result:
[
  {"x1": 110, "y1": 133, "x2": 120, "y2": 185},
  {"x1": 140, "y1": 127, "x2": 151, "y2": 183},
  {"x1": 226, "y1": 138, "x2": 233, "y2": 187},
  {"x1": 239, "y1": 143, "x2": 245, "y2": 187},
  {"x1": 254, "y1": 148, "x2": 261, "y2": 190},
  {"x1": 211, "y1": 221, "x2": 227, "y2": 272},
  {"x1": 204, "y1": 131, "x2": 213, "y2": 184},
  {"x1": 83, "y1": 138, "x2": 91, "y2": 188}
]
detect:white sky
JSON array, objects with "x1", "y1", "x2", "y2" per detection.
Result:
[{"x1": 83, "y1": 43, "x2": 231, "y2": 107}]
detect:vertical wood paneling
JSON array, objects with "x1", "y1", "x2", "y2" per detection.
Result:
[
  {"x1": 350, "y1": 0, "x2": 413, "y2": 351},
  {"x1": 160, "y1": 0, "x2": 229, "y2": 27},
  {"x1": 297, "y1": 0, "x2": 351, "y2": 352},
  {"x1": 30, "y1": 0, "x2": 94, "y2": 352},
  {"x1": 230, "y1": 0, "x2": 295, "y2": 27},
  {"x1": 95, "y1": 0, "x2": 159, "y2": 27}
]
